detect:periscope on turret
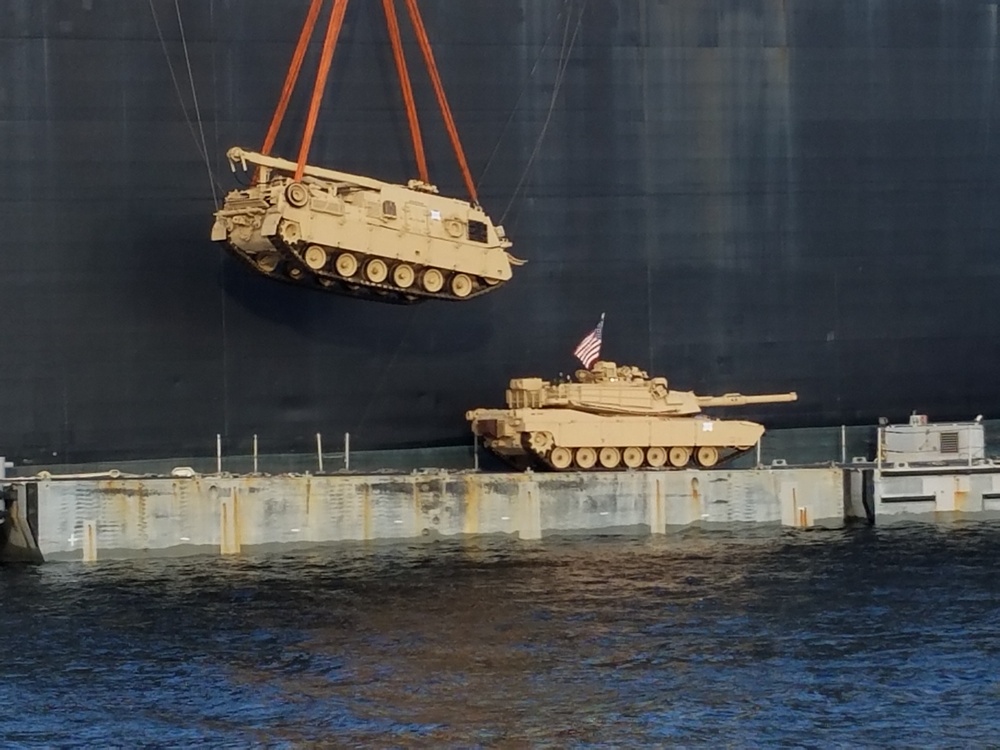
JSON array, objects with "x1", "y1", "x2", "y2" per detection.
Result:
[
  {"x1": 211, "y1": 148, "x2": 524, "y2": 303},
  {"x1": 466, "y1": 361, "x2": 797, "y2": 471}
]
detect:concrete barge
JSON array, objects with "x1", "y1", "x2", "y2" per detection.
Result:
[
  {"x1": 0, "y1": 466, "x2": 856, "y2": 563},
  {"x1": 4, "y1": 464, "x2": 1000, "y2": 563},
  {"x1": 3, "y1": 416, "x2": 999, "y2": 563}
]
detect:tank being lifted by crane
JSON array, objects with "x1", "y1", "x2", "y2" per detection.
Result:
[
  {"x1": 211, "y1": 0, "x2": 522, "y2": 304},
  {"x1": 467, "y1": 361, "x2": 798, "y2": 471},
  {"x1": 212, "y1": 147, "x2": 518, "y2": 302}
]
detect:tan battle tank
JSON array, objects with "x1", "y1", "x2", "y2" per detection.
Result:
[
  {"x1": 212, "y1": 148, "x2": 524, "y2": 303},
  {"x1": 467, "y1": 361, "x2": 798, "y2": 471}
]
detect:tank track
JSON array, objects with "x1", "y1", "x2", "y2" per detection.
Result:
[
  {"x1": 266, "y1": 233, "x2": 505, "y2": 304},
  {"x1": 519, "y1": 441, "x2": 753, "y2": 472},
  {"x1": 220, "y1": 243, "x2": 424, "y2": 304}
]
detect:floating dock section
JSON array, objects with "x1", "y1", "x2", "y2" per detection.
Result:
[
  {"x1": 1, "y1": 467, "x2": 851, "y2": 562},
  {"x1": 5, "y1": 459, "x2": 1000, "y2": 563}
]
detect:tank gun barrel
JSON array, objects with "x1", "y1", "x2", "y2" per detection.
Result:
[{"x1": 696, "y1": 392, "x2": 798, "y2": 408}]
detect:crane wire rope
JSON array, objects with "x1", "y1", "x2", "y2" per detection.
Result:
[
  {"x1": 500, "y1": 0, "x2": 586, "y2": 226},
  {"x1": 476, "y1": 0, "x2": 571, "y2": 192},
  {"x1": 147, "y1": 0, "x2": 222, "y2": 205},
  {"x1": 173, "y1": 0, "x2": 219, "y2": 207}
]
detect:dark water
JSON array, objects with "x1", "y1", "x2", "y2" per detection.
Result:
[{"x1": 3, "y1": 524, "x2": 1000, "y2": 748}]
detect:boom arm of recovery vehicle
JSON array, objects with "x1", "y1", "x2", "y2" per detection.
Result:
[{"x1": 229, "y1": 147, "x2": 447, "y2": 199}]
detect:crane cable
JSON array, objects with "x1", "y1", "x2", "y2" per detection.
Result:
[
  {"x1": 148, "y1": 0, "x2": 223, "y2": 205},
  {"x1": 383, "y1": 0, "x2": 429, "y2": 185},
  {"x1": 259, "y1": 0, "x2": 324, "y2": 179},
  {"x1": 294, "y1": 0, "x2": 351, "y2": 181},
  {"x1": 400, "y1": 0, "x2": 479, "y2": 206},
  {"x1": 173, "y1": 0, "x2": 217, "y2": 207},
  {"x1": 476, "y1": 0, "x2": 573, "y2": 192},
  {"x1": 500, "y1": 0, "x2": 586, "y2": 226}
]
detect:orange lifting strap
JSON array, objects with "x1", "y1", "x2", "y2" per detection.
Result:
[{"x1": 259, "y1": 0, "x2": 479, "y2": 205}]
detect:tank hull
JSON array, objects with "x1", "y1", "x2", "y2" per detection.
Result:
[
  {"x1": 468, "y1": 407, "x2": 762, "y2": 470},
  {"x1": 212, "y1": 151, "x2": 516, "y2": 302},
  {"x1": 2, "y1": 1, "x2": 1000, "y2": 464}
]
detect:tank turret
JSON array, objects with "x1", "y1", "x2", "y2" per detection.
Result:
[
  {"x1": 504, "y1": 360, "x2": 797, "y2": 417},
  {"x1": 468, "y1": 361, "x2": 798, "y2": 471}
]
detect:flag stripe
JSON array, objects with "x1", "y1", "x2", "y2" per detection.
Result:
[{"x1": 573, "y1": 316, "x2": 604, "y2": 368}]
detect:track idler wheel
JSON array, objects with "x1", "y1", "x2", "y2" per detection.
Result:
[
  {"x1": 646, "y1": 447, "x2": 667, "y2": 468},
  {"x1": 393, "y1": 263, "x2": 415, "y2": 289},
  {"x1": 623, "y1": 447, "x2": 644, "y2": 469},
  {"x1": 421, "y1": 268, "x2": 444, "y2": 293},
  {"x1": 304, "y1": 245, "x2": 327, "y2": 270},
  {"x1": 335, "y1": 252, "x2": 358, "y2": 277},
  {"x1": 598, "y1": 447, "x2": 620, "y2": 469},
  {"x1": 696, "y1": 446, "x2": 719, "y2": 468},
  {"x1": 255, "y1": 253, "x2": 280, "y2": 274},
  {"x1": 450, "y1": 273, "x2": 473, "y2": 298},
  {"x1": 550, "y1": 446, "x2": 572, "y2": 470}
]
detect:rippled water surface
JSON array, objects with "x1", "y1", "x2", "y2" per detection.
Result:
[{"x1": 3, "y1": 523, "x2": 1000, "y2": 747}]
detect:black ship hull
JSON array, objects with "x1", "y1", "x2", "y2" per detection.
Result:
[{"x1": 2, "y1": 0, "x2": 999, "y2": 463}]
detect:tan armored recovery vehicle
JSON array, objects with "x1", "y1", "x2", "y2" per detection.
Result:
[
  {"x1": 212, "y1": 148, "x2": 521, "y2": 303},
  {"x1": 467, "y1": 361, "x2": 798, "y2": 471},
  {"x1": 211, "y1": 0, "x2": 525, "y2": 304}
]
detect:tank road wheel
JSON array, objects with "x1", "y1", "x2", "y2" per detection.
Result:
[
  {"x1": 285, "y1": 182, "x2": 309, "y2": 207},
  {"x1": 668, "y1": 446, "x2": 692, "y2": 468},
  {"x1": 598, "y1": 447, "x2": 621, "y2": 469},
  {"x1": 304, "y1": 245, "x2": 327, "y2": 270},
  {"x1": 451, "y1": 273, "x2": 473, "y2": 298},
  {"x1": 696, "y1": 446, "x2": 720, "y2": 468},
  {"x1": 646, "y1": 447, "x2": 667, "y2": 469},
  {"x1": 335, "y1": 252, "x2": 358, "y2": 277},
  {"x1": 550, "y1": 447, "x2": 573, "y2": 470},
  {"x1": 623, "y1": 447, "x2": 644, "y2": 469},
  {"x1": 421, "y1": 268, "x2": 445, "y2": 293},
  {"x1": 392, "y1": 263, "x2": 415, "y2": 289},
  {"x1": 575, "y1": 447, "x2": 597, "y2": 470},
  {"x1": 365, "y1": 258, "x2": 389, "y2": 284}
]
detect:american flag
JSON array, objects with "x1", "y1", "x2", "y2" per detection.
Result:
[{"x1": 573, "y1": 314, "x2": 605, "y2": 368}]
